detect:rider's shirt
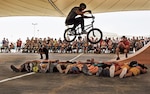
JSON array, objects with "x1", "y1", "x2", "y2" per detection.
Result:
[{"x1": 65, "y1": 7, "x2": 81, "y2": 24}]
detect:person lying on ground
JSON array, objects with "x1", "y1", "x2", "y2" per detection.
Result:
[
  {"x1": 119, "y1": 61, "x2": 148, "y2": 78},
  {"x1": 64, "y1": 58, "x2": 102, "y2": 74},
  {"x1": 10, "y1": 59, "x2": 147, "y2": 78},
  {"x1": 10, "y1": 59, "x2": 56, "y2": 73},
  {"x1": 88, "y1": 59, "x2": 147, "y2": 78},
  {"x1": 109, "y1": 62, "x2": 131, "y2": 78},
  {"x1": 109, "y1": 60, "x2": 148, "y2": 78},
  {"x1": 68, "y1": 59, "x2": 114, "y2": 76},
  {"x1": 49, "y1": 60, "x2": 75, "y2": 73}
]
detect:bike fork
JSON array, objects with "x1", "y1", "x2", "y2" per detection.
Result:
[{"x1": 92, "y1": 30, "x2": 96, "y2": 37}]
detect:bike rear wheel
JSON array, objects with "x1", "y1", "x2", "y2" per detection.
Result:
[
  {"x1": 64, "y1": 28, "x2": 76, "y2": 42},
  {"x1": 87, "y1": 28, "x2": 103, "y2": 44}
]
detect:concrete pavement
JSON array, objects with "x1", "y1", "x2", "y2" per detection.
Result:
[{"x1": 0, "y1": 53, "x2": 149, "y2": 94}]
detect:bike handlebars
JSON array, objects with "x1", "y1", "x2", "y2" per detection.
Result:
[
  {"x1": 90, "y1": 13, "x2": 95, "y2": 24},
  {"x1": 83, "y1": 12, "x2": 95, "y2": 20}
]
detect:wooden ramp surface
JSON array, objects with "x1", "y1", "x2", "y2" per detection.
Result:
[{"x1": 110, "y1": 42, "x2": 150, "y2": 64}]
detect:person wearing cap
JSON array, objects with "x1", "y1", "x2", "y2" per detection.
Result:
[
  {"x1": 116, "y1": 36, "x2": 130, "y2": 60},
  {"x1": 65, "y1": 3, "x2": 92, "y2": 34}
]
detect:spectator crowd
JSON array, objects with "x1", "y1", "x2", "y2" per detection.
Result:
[{"x1": 1, "y1": 36, "x2": 150, "y2": 54}]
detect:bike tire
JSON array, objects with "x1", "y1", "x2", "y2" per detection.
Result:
[
  {"x1": 64, "y1": 28, "x2": 76, "y2": 42},
  {"x1": 87, "y1": 28, "x2": 103, "y2": 44}
]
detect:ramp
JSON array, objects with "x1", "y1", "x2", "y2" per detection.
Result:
[{"x1": 111, "y1": 42, "x2": 150, "y2": 64}]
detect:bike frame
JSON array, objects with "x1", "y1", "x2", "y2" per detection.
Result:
[{"x1": 75, "y1": 16, "x2": 94, "y2": 34}]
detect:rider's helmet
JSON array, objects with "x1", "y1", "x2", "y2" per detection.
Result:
[{"x1": 79, "y1": 3, "x2": 86, "y2": 9}]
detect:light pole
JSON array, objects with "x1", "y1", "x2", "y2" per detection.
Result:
[
  {"x1": 37, "y1": 29, "x2": 39, "y2": 38},
  {"x1": 32, "y1": 23, "x2": 38, "y2": 37}
]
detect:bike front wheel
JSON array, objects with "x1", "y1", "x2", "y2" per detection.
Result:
[
  {"x1": 64, "y1": 28, "x2": 76, "y2": 42},
  {"x1": 87, "y1": 28, "x2": 103, "y2": 44}
]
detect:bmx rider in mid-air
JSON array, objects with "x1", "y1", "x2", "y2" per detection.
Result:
[{"x1": 65, "y1": 3, "x2": 92, "y2": 34}]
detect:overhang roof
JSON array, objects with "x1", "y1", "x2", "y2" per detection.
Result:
[{"x1": 0, "y1": 0, "x2": 150, "y2": 17}]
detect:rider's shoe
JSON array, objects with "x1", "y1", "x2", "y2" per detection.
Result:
[
  {"x1": 10, "y1": 65, "x2": 20, "y2": 72},
  {"x1": 81, "y1": 30, "x2": 87, "y2": 34}
]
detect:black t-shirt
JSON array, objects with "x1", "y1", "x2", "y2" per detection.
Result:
[{"x1": 66, "y1": 7, "x2": 80, "y2": 21}]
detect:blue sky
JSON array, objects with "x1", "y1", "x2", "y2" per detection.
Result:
[{"x1": 0, "y1": 11, "x2": 150, "y2": 43}]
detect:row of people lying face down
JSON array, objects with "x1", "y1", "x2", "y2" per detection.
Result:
[{"x1": 10, "y1": 59, "x2": 148, "y2": 78}]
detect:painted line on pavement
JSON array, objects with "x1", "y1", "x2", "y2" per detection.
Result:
[
  {"x1": 0, "y1": 72, "x2": 35, "y2": 83},
  {"x1": 0, "y1": 53, "x2": 83, "y2": 83},
  {"x1": 69, "y1": 53, "x2": 84, "y2": 61}
]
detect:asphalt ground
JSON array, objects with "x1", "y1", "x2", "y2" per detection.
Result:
[{"x1": 0, "y1": 53, "x2": 149, "y2": 94}]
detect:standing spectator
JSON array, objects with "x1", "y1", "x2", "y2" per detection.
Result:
[
  {"x1": 76, "y1": 36, "x2": 83, "y2": 53},
  {"x1": 100, "y1": 39, "x2": 107, "y2": 53},
  {"x1": 3, "y1": 38, "x2": 9, "y2": 52},
  {"x1": 107, "y1": 38, "x2": 113, "y2": 53},
  {"x1": 83, "y1": 40, "x2": 88, "y2": 53},
  {"x1": 39, "y1": 43, "x2": 49, "y2": 60},
  {"x1": 16, "y1": 38, "x2": 22, "y2": 52},
  {"x1": 112, "y1": 37, "x2": 119, "y2": 53},
  {"x1": 2, "y1": 38, "x2": 6, "y2": 48},
  {"x1": 116, "y1": 36, "x2": 130, "y2": 60},
  {"x1": 1, "y1": 38, "x2": 6, "y2": 52}
]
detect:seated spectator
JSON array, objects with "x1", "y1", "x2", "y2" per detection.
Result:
[
  {"x1": 9, "y1": 42, "x2": 15, "y2": 52},
  {"x1": 116, "y1": 36, "x2": 130, "y2": 60},
  {"x1": 60, "y1": 40, "x2": 67, "y2": 53},
  {"x1": 135, "y1": 39, "x2": 143, "y2": 51},
  {"x1": 65, "y1": 43, "x2": 72, "y2": 53},
  {"x1": 93, "y1": 42, "x2": 101, "y2": 54},
  {"x1": 100, "y1": 40, "x2": 107, "y2": 53}
]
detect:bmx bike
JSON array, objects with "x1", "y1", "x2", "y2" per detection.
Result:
[{"x1": 64, "y1": 13, "x2": 103, "y2": 44}]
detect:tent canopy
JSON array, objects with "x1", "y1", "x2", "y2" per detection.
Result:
[{"x1": 0, "y1": 0, "x2": 150, "y2": 17}]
